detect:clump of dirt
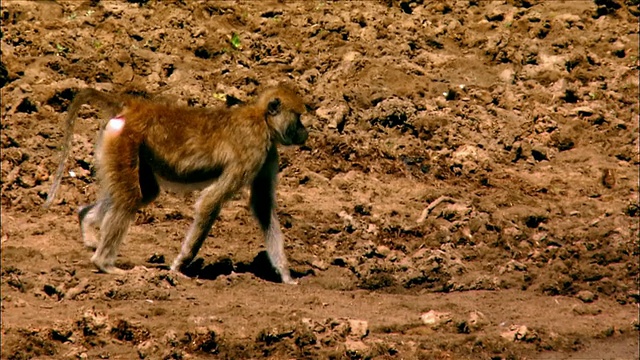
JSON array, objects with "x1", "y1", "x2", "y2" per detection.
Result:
[{"x1": 1, "y1": 0, "x2": 638, "y2": 359}]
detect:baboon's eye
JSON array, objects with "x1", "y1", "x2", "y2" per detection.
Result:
[{"x1": 267, "y1": 98, "x2": 281, "y2": 116}]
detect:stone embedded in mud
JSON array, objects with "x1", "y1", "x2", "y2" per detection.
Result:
[
  {"x1": 485, "y1": 8, "x2": 505, "y2": 22},
  {"x1": 375, "y1": 245, "x2": 391, "y2": 258},
  {"x1": 499, "y1": 68, "x2": 515, "y2": 84},
  {"x1": 136, "y1": 339, "x2": 159, "y2": 358},
  {"x1": 500, "y1": 324, "x2": 534, "y2": 342},
  {"x1": 577, "y1": 290, "x2": 596, "y2": 303},
  {"x1": 80, "y1": 309, "x2": 110, "y2": 337},
  {"x1": 311, "y1": 259, "x2": 329, "y2": 271},
  {"x1": 316, "y1": 103, "x2": 349, "y2": 131},
  {"x1": 468, "y1": 311, "x2": 489, "y2": 331},
  {"x1": 572, "y1": 304, "x2": 602, "y2": 316},
  {"x1": 344, "y1": 339, "x2": 368, "y2": 353},
  {"x1": 420, "y1": 310, "x2": 452, "y2": 327},
  {"x1": 573, "y1": 106, "x2": 595, "y2": 117},
  {"x1": 531, "y1": 145, "x2": 549, "y2": 161},
  {"x1": 601, "y1": 169, "x2": 616, "y2": 189},
  {"x1": 347, "y1": 319, "x2": 369, "y2": 339}
]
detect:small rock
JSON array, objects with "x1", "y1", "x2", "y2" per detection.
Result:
[
  {"x1": 420, "y1": 310, "x2": 452, "y2": 326},
  {"x1": 531, "y1": 145, "x2": 549, "y2": 161},
  {"x1": 344, "y1": 339, "x2": 368, "y2": 353},
  {"x1": 486, "y1": 8, "x2": 505, "y2": 22},
  {"x1": 147, "y1": 253, "x2": 165, "y2": 264},
  {"x1": 573, "y1": 106, "x2": 595, "y2": 116},
  {"x1": 501, "y1": 324, "x2": 529, "y2": 342},
  {"x1": 43, "y1": 284, "x2": 64, "y2": 299},
  {"x1": 311, "y1": 259, "x2": 328, "y2": 271},
  {"x1": 331, "y1": 256, "x2": 357, "y2": 268},
  {"x1": 136, "y1": 339, "x2": 158, "y2": 358},
  {"x1": 601, "y1": 169, "x2": 616, "y2": 189},
  {"x1": 468, "y1": 311, "x2": 488, "y2": 330},
  {"x1": 499, "y1": 68, "x2": 515, "y2": 84},
  {"x1": 19, "y1": 83, "x2": 33, "y2": 93},
  {"x1": 572, "y1": 304, "x2": 602, "y2": 316},
  {"x1": 375, "y1": 245, "x2": 391, "y2": 258},
  {"x1": 163, "y1": 330, "x2": 178, "y2": 345},
  {"x1": 577, "y1": 290, "x2": 596, "y2": 303},
  {"x1": 317, "y1": 103, "x2": 349, "y2": 131},
  {"x1": 527, "y1": 11, "x2": 541, "y2": 22},
  {"x1": 348, "y1": 319, "x2": 369, "y2": 339},
  {"x1": 556, "y1": 13, "x2": 581, "y2": 26}
]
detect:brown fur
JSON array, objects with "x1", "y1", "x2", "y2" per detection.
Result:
[{"x1": 46, "y1": 84, "x2": 308, "y2": 284}]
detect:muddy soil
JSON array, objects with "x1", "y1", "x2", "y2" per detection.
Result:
[{"x1": 1, "y1": 1, "x2": 639, "y2": 359}]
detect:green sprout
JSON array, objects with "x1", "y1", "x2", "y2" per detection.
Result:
[
  {"x1": 230, "y1": 32, "x2": 241, "y2": 50},
  {"x1": 212, "y1": 93, "x2": 226, "y2": 101},
  {"x1": 55, "y1": 43, "x2": 68, "y2": 55}
]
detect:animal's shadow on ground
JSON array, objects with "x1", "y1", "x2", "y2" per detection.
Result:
[{"x1": 147, "y1": 251, "x2": 313, "y2": 283}]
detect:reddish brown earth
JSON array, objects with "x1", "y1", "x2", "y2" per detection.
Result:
[{"x1": 1, "y1": 1, "x2": 639, "y2": 359}]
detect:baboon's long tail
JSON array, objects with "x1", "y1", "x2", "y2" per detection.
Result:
[{"x1": 44, "y1": 89, "x2": 123, "y2": 208}]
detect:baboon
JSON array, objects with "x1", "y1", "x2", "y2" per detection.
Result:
[{"x1": 45, "y1": 85, "x2": 308, "y2": 284}]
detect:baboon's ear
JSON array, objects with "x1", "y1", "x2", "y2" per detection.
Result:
[{"x1": 267, "y1": 98, "x2": 281, "y2": 116}]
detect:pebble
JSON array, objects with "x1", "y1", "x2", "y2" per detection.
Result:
[
  {"x1": 420, "y1": 310, "x2": 452, "y2": 326},
  {"x1": 311, "y1": 259, "x2": 329, "y2": 271},
  {"x1": 573, "y1": 106, "x2": 594, "y2": 116},
  {"x1": 345, "y1": 339, "x2": 368, "y2": 352},
  {"x1": 500, "y1": 324, "x2": 529, "y2": 342},
  {"x1": 468, "y1": 311, "x2": 488, "y2": 330},
  {"x1": 577, "y1": 290, "x2": 596, "y2": 303},
  {"x1": 375, "y1": 245, "x2": 391, "y2": 258},
  {"x1": 601, "y1": 169, "x2": 616, "y2": 189},
  {"x1": 347, "y1": 319, "x2": 369, "y2": 339},
  {"x1": 486, "y1": 9, "x2": 505, "y2": 22},
  {"x1": 499, "y1": 68, "x2": 515, "y2": 84}
]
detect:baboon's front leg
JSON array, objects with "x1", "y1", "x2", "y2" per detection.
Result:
[
  {"x1": 251, "y1": 146, "x2": 296, "y2": 284},
  {"x1": 170, "y1": 175, "x2": 238, "y2": 273}
]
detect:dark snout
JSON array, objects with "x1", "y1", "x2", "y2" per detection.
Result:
[
  {"x1": 285, "y1": 118, "x2": 308, "y2": 145},
  {"x1": 293, "y1": 123, "x2": 308, "y2": 145}
]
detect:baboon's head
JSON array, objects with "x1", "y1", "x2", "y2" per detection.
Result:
[{"x1": 260, "y1": 85, "x2": 309, "y2": 146}]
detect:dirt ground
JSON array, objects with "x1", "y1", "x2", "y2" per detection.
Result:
[{"x1": 1, "y1": 1, "x2": 639, "y2": 359}]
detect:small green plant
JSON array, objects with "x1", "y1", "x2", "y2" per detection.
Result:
[
  {"x1": 212, "y1": 93, "x2": 226, "y2": 102},
  {"x1": 55, "y1": 43, "x2": 68, "y2": 55},
  {"x1": 67, "y1": 12, "x2": 77, "y2": 20},
  {"x1": 93, "y1": 40, "x2": 102, "y2": 49},
  {"x1": 230, "y1": 33, "x2": 241, "y2": 50}
]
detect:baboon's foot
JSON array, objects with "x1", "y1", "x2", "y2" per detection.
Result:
[{"x1": 81, "y1": 229, "x2": 99, "y2": 250}]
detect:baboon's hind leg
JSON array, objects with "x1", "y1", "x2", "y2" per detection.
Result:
[
  {"x1": 78, "y1": 198, "x2": 110, "y2": 249},
  {"x1": 90, "y1": 119, "x2": 143, "y2": 274}
]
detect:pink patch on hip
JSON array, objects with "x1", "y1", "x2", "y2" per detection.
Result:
[{"x1": 106, "y1": 116, "x2": 125, "y2": 134}]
